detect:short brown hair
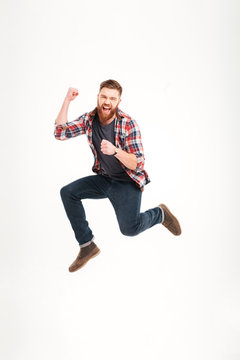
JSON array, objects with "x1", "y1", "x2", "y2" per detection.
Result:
[{"x1": 99, "y1": 79, "x2": 122, "y2": 97}]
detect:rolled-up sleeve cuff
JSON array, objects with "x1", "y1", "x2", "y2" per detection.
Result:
[
  {"x1": 135, "y1": 153, "x2": 145, "y2": 172},
  {"x1": 54, "y1": 121, "x2": 68, "y2": 129}
]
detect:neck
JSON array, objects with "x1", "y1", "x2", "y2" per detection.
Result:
[{"x1": 97, "y1": 111, "x2": 116, "y2": 126}]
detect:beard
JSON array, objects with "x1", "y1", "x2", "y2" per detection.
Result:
[{"x1": 97, "y1": 101, "x2": 118, "y2": 123}]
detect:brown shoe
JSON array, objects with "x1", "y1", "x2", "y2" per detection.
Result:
[
  {"x1": 159, "y1": 204, "x2": 182, "y2": 236},
  {"x1": 69, "y1": 241, "x2": 100, "y2": 272}
]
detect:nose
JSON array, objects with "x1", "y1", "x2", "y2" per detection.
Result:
[{"x1": 104, "y1": 97, "x2": 110, "y2": 104}]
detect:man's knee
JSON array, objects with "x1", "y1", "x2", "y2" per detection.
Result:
[
  {"x1": 60, "y1": 184, "x2": 72, "y2": 200},
  {"x1": 119, "y1": 223, "x2": 139, "y2": 237}
]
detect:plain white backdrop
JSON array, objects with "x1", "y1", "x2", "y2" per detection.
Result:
[{"x1": 1, "y1": 0, "x2": 240, "y2": 359}]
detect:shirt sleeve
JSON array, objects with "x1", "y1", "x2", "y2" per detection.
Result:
[
  {"x1": 124, "y1": 119, "x2": 145, "y2": 172},
  {"x1": 54, "y1": 113, "x2": 87, "y2": 140}
]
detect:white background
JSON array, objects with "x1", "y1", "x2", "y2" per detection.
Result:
[{"x1": 1, "y1": 0, "x2": 240, "y2": 359}]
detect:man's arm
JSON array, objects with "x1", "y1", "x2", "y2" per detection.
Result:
[
  {"x1": 114, "y1": 148, "x2": 137, "y2": 170},
  {"x1": 100, "y1": 118, "x2": 145, "y2": 171},
  {"x1": 55, "y1": 87, "x2": 78, "y2": 125},
  {"x1": 55, "y1": 98, "x2": 71, "y2": 126},
  {"x1": 123, "y1": 119, "x2": 145, "y2": 172},
  {"x1": 101, "y1": 140, "x2": 137, "y2": 170},
  {"x1": 54, "y1": 87, "x2": 86, "y2": 140}
]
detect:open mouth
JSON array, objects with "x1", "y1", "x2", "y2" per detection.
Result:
[{"x1": 102, "y1": 106, "x2": 111, "y2": 114}]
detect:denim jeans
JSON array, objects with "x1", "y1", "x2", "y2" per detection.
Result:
[{"x1": 60, "y1": 174, "x2": 162, "y2": 247}]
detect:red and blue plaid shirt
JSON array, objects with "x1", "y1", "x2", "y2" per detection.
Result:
[{"x1": 54, "y1": 107, "x2": 150, "y2": 191}]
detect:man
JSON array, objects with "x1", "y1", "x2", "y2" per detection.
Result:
[{"x1": 54, "y1": 79, "x2": 181, "y2": 272}]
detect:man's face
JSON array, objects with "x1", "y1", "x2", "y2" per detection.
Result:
[{"x1": 97, "y1": 87, "x2": 121, "y2": 122}]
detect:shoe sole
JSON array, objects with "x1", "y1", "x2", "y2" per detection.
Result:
[
  {"x1": 160, "y1": 203, "x2": 182, "y2": 236},
  {"x1": 69, "y1": 249, "x2": 101, "y2": 272}
]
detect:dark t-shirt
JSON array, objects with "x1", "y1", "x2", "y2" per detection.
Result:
[{"x1": 92, "y1": 113, "x2": 133, "y2": 182}]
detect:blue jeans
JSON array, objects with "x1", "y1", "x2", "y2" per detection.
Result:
[{"x1": 60, "y1": 174, "x2": 162, "y2": 246}]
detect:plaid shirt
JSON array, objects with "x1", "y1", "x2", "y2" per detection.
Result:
[{"x1": 54, "y1": 107, "x2": 150, "y2": 191}]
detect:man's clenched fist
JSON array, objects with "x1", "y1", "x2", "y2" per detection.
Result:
[
  {"x1": 101, "y1": 139, "x2": 116, "y2": 155},
  {"x1": 65, "y1": 87, "x2": 79, "y2": 102}
]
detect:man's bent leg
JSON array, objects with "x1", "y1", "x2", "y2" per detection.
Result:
[
  {"x1": 108, "y1": 181, "x2": 163, "y2": 236},
  {"x1": 60, "y1": 175, "x2": 109, "y2": 246}
]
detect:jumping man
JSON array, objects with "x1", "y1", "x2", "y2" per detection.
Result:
[{"x1": 54, "y1": 79, "x2": 181, "y2": 272}]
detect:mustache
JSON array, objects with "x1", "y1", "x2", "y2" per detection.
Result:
[
  {"x1": 97, "y1": 104, "x2": 116, "y2": 113},
  {"x1": 97, "y1": 103, "x2": 117, "y2": 121}
]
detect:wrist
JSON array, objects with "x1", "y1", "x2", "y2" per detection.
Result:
[{"x1": 113, "y1": 147, "x2": 118, "y2": 156}]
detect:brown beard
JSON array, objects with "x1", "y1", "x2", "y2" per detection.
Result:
[{"x1": 97, "y1": 102, "x2": 118, "y2": 124}]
